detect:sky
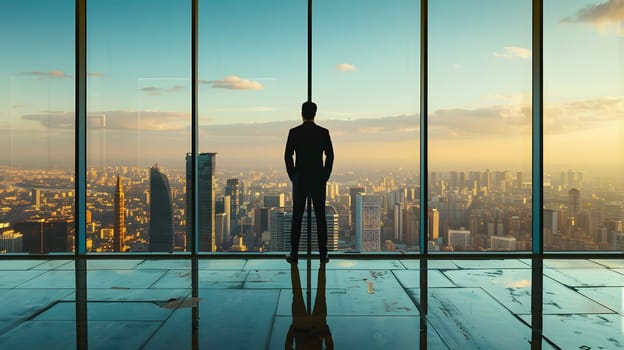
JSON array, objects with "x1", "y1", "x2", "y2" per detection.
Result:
[{"x1": 0, "y1": 0, "x2": 622, "y2": 175}]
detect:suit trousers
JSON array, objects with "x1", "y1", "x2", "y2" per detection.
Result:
[{"x1": 290, "y1": 179, "x2": 328, "y2": 257}]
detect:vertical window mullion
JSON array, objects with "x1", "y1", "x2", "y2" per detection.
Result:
[{"x1": 419, "y1": 0, "x2": 428, "y2": 255}]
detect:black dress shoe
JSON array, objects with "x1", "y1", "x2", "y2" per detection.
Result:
[
  {"x1": 320, "y1": 254, "x2": 330, "y2": 264},
  {"x1": 285, "y1": 254, "x2": 298, "y2": 264}
]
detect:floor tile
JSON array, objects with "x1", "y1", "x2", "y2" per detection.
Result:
[
  {"x1": 418, "y1": 288, "x2": 533, "y2": 349},
  {"x1": 87, "y1": 260, "x2": 143, "y2": 270},
  {"x1": 0, "y1": 260, "x2": 49, "y2": 270},
  {"x1": 401, "y1": 260, "x2": 458, "y2": 270},
  {"x1": 268, "y1": 316, "x2": 445, "y2": 350},
  {"x1": 451, "y1": 259, "x2": 529, "y2": 269},
  {"x1": 0, "y1": 288, "x2": 73, "y2": 321},
  {"x1": 0, "y1": 270, "x2": 47, "y2": 288},
  {"x1": 393, "y1": 270, "x2": 456, "y2": 288},
  {"x1": 198, "y1": 259, "x2": 247, "y2": 270},
  {"x1": 88, "y1": 321, "x2": 162, "y2": 349},
  {"x1": 275, "y1": 284, "x2": 418, "y2": 317},
  {"x1": 0, "y1": 321, "x2": 76, "y2": 349},
  {"x1": 35, "y1": 301, "x2": 174, "y2": 321},
  {"x1": 244, "y1": 269, "x2": 291, "y2": 288},
  {"x1": 76, "y1": 288, "x2": 191, "y2": 302},
  {"x1": 88, "y1": 270, "x2": 167, "y2": 289},
  {"x1": 577, "y1": 287, "x2": 624, "y2": 314},
  {"x1": 521, "y1": 314, "x2": 624, "y2": 350},
  {"x1": 144, "y1": 289, "x2": 280, "y2": 350},
  {"x1": 443, "y1": 269, "x2": 612, "y2": 314},
  {"x1": 135, "y1": 259, "x2": 191, "y2": 270},
  {"x1": 590, "y1": 259, "x2": 624, "y2": 269},
  {"x1": 33, "y1": 260, "x2": 73, "y2": 270},
  {"x1": 544, "y1": 268, "x2": 624, "y2": 287},
  {"x1": 544, "y1": 259, "x2": 603, "y2": 269},
  {"x1": 151, "y1": 270, "x2": 247, "y2": 289}
]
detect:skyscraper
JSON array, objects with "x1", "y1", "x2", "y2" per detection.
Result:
[
  {"x1": 568, "y1": 188, "x2": 580, "y2": 226},
  {"x1": 269, "y1": 206, "x2": 339, "y2": 252},
  {"x1": 355, "y1": 193, "x2": 381, "y2": 252},
  {"x1": 349, "y1": 187, "x2": 365, "y2": 236},
  {"x1": 113, "y1": 175, "x2": 126, "y2": 252},
  {"x1": 225, "y1": 178, "x2": 240, "y2": 233},
  {"x1": 186, "y1": 153, "x2": 217, "y2": 252},
  {"x1": 428, "y1": 208, "x2": 440, "y2": 241},
  {"x1": 15, "y1": 219, "x2": 72, "y2": 253},
  {"x1": 149, "y1": 164, "x2": 174, "y2": 252}
]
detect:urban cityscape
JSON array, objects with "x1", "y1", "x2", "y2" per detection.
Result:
[{"x1": 1, "y1": 158, "x2": 622, "y2": 254}]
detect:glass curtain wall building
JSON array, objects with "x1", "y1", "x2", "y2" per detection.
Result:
[{"x1": 0, "y1": 1, "x2": 622, "y2": 257}]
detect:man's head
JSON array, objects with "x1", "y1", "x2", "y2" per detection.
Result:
[{"x1": 301, "y1": 101, "x2": 317, "y2": 121}]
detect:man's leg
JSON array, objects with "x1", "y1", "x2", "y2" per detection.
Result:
[
  {"x1": 311, "y1": 182, "x2": 328, "y2": 257},
  {"x1": 289, "y1": 181, "x2": 307, "y2": 258}
]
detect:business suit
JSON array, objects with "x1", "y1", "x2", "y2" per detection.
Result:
[{"x1": 284, "y1": 120, "x2": 334, "y2": 258}]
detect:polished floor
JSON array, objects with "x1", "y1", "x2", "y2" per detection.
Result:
[{"x1": 0, "y1": 258, "x2": 622, "y2": 349}]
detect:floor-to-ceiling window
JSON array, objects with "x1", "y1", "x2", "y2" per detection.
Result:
[{"x1": 0, "y1": 0, "x2": 75, "y2": 254}]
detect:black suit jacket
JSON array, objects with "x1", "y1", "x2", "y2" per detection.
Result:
[{"x1": 285, "y1": 121, "x2": 334, "y2": 184}]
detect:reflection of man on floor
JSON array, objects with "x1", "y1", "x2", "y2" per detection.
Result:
[{"x1": 285, "y1": 262, "x2": 333, "y2": 350}]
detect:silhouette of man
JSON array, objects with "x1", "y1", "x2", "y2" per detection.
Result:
[
  {"x1": 285, "y1": 101, "x2": 334, "y2": 263},
  {"x1": 285, "y1": 262, "x2": 333, "y2": 349}
]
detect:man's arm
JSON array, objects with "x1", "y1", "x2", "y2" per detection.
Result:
[
  {"x1": 323, "y1": 129, "x2": 334, "y2": 182},
  {"x1": 284, "y1": 129, "x2": 295, "y2": 181}
]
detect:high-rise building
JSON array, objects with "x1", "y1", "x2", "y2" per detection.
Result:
[
  {"x1": 186, "y1": 153, "x2": 217, "y2": 252},
  {"x1": 428, "y1": 208, "x2": 440, "y2": 241},
  {"x1": 32, "y1": 189, "x2": 41, "y2": 210},
  {"x1": 149, "y1": 164, "x2": 174, "y2": 252},
  {"x1": 113, "y1": 175, "x2": 126, "y2": 252},
  {"x1": 270, "y1": 206, "x2": 340, "y2": 252},
  {"x1": 349, "y1": 187, "x2": 365, "y2": 235},
  {"x1": 263, "y1": 193, "x2": 284, "y2": 208},
  {"x1": 14, "y1": 219, "x2": 72, "y2": 253},
  {"x1": 568, "y1": 188, "x2": 580, "y2": 226},
  {"x1": 225, "y1": 178, "x2": 240, "y2": 233},
  {"x1": 355, "y1": 193, "x2": 381, "y2": 252},
  {"x1": 448, "y1": 228, "x2": 471, "y2": 250},
  {"x1": 216, "y1": 195, "x2": 231, "y2": 241},
  {"x1": 491, "y1": 236, "x2": 516, "y2": 251},
  {"x1": 0, "y1": 222, "x2": 23, "y2": 253},
  {"x1": 215, "y1": 212, "x2": 228, "y2": 249},
  {"x1": 393, "y1": 203, "x2": 403, "y2": 241}
]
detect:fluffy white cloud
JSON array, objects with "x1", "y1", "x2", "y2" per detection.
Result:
[
  {"x1": 201, "y1": 76, "x2": 264, "y2": 90},
  {"x1": 336, "y1": 63, "x2": 357, "y2": 72},
  {"x1": 561, "y1": 0, "x2": 624, "y2": 35},
  {"x1": 493, "y1": 47, "x2": 532, "y2": 59},
  {"x1": 21, "y1": 110, "x2": 190, "y2": 131}
]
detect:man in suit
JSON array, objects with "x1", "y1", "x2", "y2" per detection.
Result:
[{"x1": 284, "y1": 101, "x2": 334, "y2": 263}]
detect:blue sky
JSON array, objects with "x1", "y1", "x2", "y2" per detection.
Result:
[{"x1": 0, "y1": 0, "x2": 622, "y2": 172}]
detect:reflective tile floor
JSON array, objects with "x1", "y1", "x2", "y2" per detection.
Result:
[{"x1": 0, "y1": 258, "x2": 623, "y2": 349}]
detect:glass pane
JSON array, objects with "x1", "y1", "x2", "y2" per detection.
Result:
[
  {"x1": 315, "y1": 0, "x2": 421, "y2": 253},
  {"x1": 429, "y1": 0, "x2": 532, "y2": 252},
  {"x1": 0, "y1": 0, "x2": 75, "y2": 253},
  {"x1": 87, "y1": 0, "x2": 191, "y2": 253},
  {"x1": 544, "y1": 0, "x2": 624, "y2": 251},
  {"x1": 198, "y1": 0, "x2": 306, "y2": 252}
]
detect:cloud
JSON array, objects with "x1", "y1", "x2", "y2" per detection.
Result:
[
  {"x1": 88, "y1": 72, "x2": 106, "y2": 78},
  {"x1": 140, "y1": 85, "x2": 186, "y2": 96},
  {"x1": 336, "y1": 63, "x2": 357, "y2": 72},
  {"x1": 493, "y1": 47, "x2": 532, "y2": 59},
  {"x1": 201, "y1": 76, "x2": 264, "y2": 90},
  {"x1": 21, "y1": 112, "x2": 74, "y2": 129},
  {"x1": 22, "y1": 110, "x2": 190, "y2": 131},
  {"x1": 22, "y1": 70, "x2": 72, "y2": 79},
  {"x1": 561, "y1": 0, "x2": 624, "y2": 35},
  {"x1": 214, "y1": 106, "x2": 276, "y2": 113}
]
